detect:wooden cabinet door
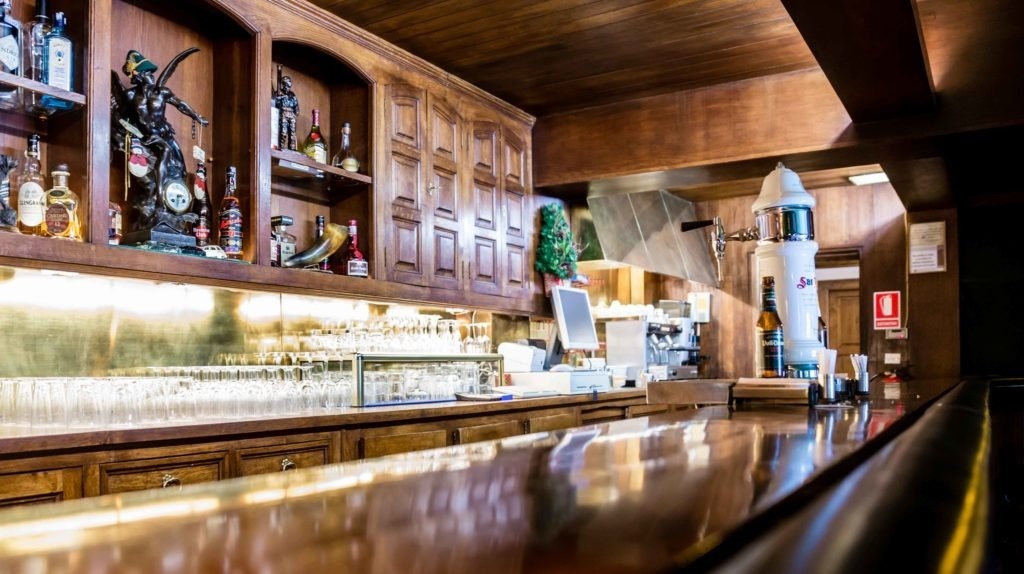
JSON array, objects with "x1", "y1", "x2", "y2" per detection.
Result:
[
  {"x1": 468, "y1": 120, "x2": 503, "y2": 295},
  {"x1": 0, "y1": 468, "x2": 83, "y2": 507},
  {"x1": 501, "y1": 127, "x2": 532, "y2": 298},
  {"x1": 384, "y1": 83, "x2": 428, "y2": 286},
  {"x1": 356, "y1": 428, "x2": 449, "y2": 459},
  {"x1": 526, "y1": 411, "x2": 578, "y2": 434},
  {"x1": 454, "y1": 420, "x2": 522, "y2": 444},
  {"x1": 235, "y1": 438, "x2": 334, "y2": 477},
  {"x1": 93, "y1": 451, "x2": 230, "y2": 496},
  {"x1": 426, "y1": 95, "x2": 464, "y2": 290}
]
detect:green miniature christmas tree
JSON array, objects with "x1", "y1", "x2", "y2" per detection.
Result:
[{"x1": 535, "y1": 203, "x2": 578, "y2": 280}]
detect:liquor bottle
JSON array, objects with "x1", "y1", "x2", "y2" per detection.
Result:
[
  {"x1": 303, "y1": 108, "x2": 327, "y2": 164},
  {"x1": 756, "y1": 275, "x2": 786, "y2": 378},
  {"x1": 270, "y1": 215, "x2": 296, "y2": 267},
  {"x1": 108, "y1": 201, "x2": 122, "y2": 245},
  {"x1": 342, "y1": 219, "x2": 368, "y2": 277},
  {"x1": 218, "y1": 166, "x2": 243, "y2": 259},
  {"x1": 313, "y1": 214, "x2": 329, "y2": 271},
  {"x1": 43, "y1": 163, "x2": 81, "y2": 241},
  {"x1": 191, "y1": 163, "x2": 210, "y2": 246},
  {"x1": 0, "y1": 0, "x2": 22, "y2": 112},
  {"x1": 38, "y1": 11, "x2": 72, "y2": 112},
  {"x1": 331, "y1": 122, "x2": 360, "y2": 173},
  {"x1": 11, "y1": 134, "x2": 45, "y2": 236}
]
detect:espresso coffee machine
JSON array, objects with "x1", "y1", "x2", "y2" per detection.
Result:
[{"x1": 605, "y1": 300, "x2": 701, "y2": 382}]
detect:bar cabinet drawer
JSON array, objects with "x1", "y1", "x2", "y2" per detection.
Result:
[
  {"x1": 627, "y1": 404, "x2": 671, "y2": 418},
  {"x1": 359, "y1": 429, "x2": 449, "y2": 459},
  {"x1": 96, "y1": 451, "x2": 230, "y2": 496},
  {"x1": 0, "y1": 468, "x2": 83, "y2": 507},
  {"x1": 236, "y1": 440, "x2": 332, "y2": 477},
  {"x1": 454, "y1": 420, "x2": 522, "y2": 444},
  {"x1": 526, "y1": 412, "x2": 579, "y2": 434}
]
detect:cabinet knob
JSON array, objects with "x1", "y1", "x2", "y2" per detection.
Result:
[
  {"x1": 161, "y1": 473, "x2": 181, "y2": 489},
  {"x1": 281, "y1": 457, "x2": 297, "y2": 471},
  {"x1": 427, "y1": 183, "x2": 437, "y2": 197}
]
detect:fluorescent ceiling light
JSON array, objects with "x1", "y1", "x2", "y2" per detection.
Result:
[{"x1": 848, "y1": 172, "x2": 889, "y2": 185}]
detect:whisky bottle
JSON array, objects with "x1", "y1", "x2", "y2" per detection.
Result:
[
  {"x1": 43, "y1": 163, "x2": 81, "y2": 241},
  {"x1": 342, "y1": 219, "x2": 368, "y2": 277},
  {"x1": 270, "y1": 215, "x2": 296, "y2": 267},
  {"x1": 191, "y1": 163, "x2": 210, "y2": 246},
  {"x1": 756, "y1": 276, "x2": 786, "y2": 378},
  {"x1": 332, "y1": 122, "x2": 360, "y2": 173},
  {"x1": 12, "y1": 134, "x2": 46, "y2": 236},
  {"x1": 303, "y1": 109, "x2": 327, "y2": 164},
  {"x1": 218, "y1": 166, "x2": 243, "y2": 259},
  {"x1": 313, "y1": 214, "x2": 330, "y2": 271},
  {"x1": 38, "y1": 11, "x2": 72, "y2": 112},
  {"x1": 0, "y1": 0, "x2": 22, "y2": 111}
]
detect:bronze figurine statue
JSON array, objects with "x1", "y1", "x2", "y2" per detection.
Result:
[
  {"x1": 274, "y1": 68, "x2": 299, "y2": 151},
  {"x1": 111, "y1": 48, "x2": 209, "y2": 245},
  {"x1": 0, "y1": 154, "x2": 17, "y2": 231}
]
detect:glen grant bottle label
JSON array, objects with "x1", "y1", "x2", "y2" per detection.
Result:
[{"x1": 18, "y1": 182, "x2": 45, "y2": 226}]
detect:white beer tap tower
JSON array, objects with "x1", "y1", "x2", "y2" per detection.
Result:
[{"x1": 751, "y1": 163, "x2": 824, "y2": 377}]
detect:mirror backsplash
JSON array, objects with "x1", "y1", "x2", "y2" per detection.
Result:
[{"x1": 0, "y1": 264, "x2": 512, "y2": 377}]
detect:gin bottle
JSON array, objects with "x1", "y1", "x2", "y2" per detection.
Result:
[
  {"x1": 0, "y1": 0, "x2": 22, "y2": 111},
  {"x1": 39, "y1": 11, "x2": 73, "y2": 112}
]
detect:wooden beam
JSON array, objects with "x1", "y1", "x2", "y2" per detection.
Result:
[{"x1": 780, "y1": 0, "x2": 934, "y2": 122}]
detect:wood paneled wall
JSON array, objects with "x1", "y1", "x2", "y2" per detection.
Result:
[{"x1": 660, "y1": 182, "x2": 930, "y2": 379}]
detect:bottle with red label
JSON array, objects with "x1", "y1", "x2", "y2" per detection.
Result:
[
  {"x1": 218, "y1": 166, "x2": 243, "y2": 259},
  {"x1": 192, "y1": 163, "x2": 210, "y2": 246},
  {"x1": 343, "y1": 219, "x2": 368, "y2": 277}
]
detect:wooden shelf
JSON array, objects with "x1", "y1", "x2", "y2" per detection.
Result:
[
  {"x1": 0, "y1": 70, "x2": 87, "y2": 108},
  {"x1": 0, "y1": 232, "x2": 542, "y2": 315},
  {"x1": 271, "y1": 149, "x2": 372, "y2": 185}
]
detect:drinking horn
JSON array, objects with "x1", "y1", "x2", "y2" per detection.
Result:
[{"x1": 282, "y1": 222, "x2": 349, "y2": 268}]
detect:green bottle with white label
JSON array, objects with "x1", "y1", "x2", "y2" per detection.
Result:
[{"x1": 40, "y1": 11, "x2": 73, "y2": 112}]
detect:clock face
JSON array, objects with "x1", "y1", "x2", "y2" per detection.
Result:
[{"x1": 163, "y1": 180, "x2": 192, "y2": 214}]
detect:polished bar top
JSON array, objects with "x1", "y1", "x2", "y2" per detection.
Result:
[
  {"x1": 0, "y1": 378, "x2": 958, "y2": 572},
  {"x1": 0, "y1": 388, "x2": 649, "y2": 454}
]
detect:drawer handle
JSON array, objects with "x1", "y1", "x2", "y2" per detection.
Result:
[
  {"x1": 161, "y1": 474, "x2": 181, "y2": 489},
  {"x1": 281, "y1": 457, "x2": 297, "y2": 471}
]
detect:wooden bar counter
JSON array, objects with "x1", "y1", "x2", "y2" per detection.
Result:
[{"x1": 0, "y1": 378, "x2": 963, "y2": 572}]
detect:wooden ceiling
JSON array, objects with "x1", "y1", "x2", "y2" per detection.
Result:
[
  {"x1": 309, "y1": 0, "x2": 1024, "y2": 207},
  {"x1": 309, "y1": 0, "x2": 818, "y2": 116}
]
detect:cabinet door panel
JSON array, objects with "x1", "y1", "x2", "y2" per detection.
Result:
[
  {"x1": 393, "y1": 218, "x2": 423, "y2": 276},
  {"x1": 432, "y1": 227, "x2": 459, "y2": 287},
  {"x1": 454, "y1": 420, "x2": 522, "y2": 444},
  {"x1": 391, "y1": 153, "x2": 422, "y2": 208},
  {"x1": 360, "y1": 430, "x2": 448, "y2": 459},
  {"x1": 505, "y1": 243, "x2": 528, "y2": 292},
  {"x1": 432, "y1": 168, "x2": 458, "y2": 222},
  {"x1": 505, "y1": 190, "x2": 525, "y2": 238},
  {"x1": 388, "y1": 85, "x2": 423, "y2": 150},
  {"x1": 504, "y1": 130, "x2": 525, "y2": 188},
  {"x1": 474, "y1": 183, "x2": 497, "y2": 230},
  {"x1": 471, "y1": 236, "x2": 501, "y2": 295},
  {"x1": 473, "y1": 123, "x2": 498, "y2": 177},
  {"x1": 0, "y1": 469, "x2": 83, "y2": 507},
  {"x1": 431, "y1": 101, "x2": 459, "y2": 163}
]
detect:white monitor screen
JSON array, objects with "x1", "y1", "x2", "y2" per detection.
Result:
[{"x1": 550, "y1": 286, "x2": 600, "y2": 351}]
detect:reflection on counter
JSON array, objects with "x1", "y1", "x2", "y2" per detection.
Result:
[{"x1": 0, "y1": 394, "x2": 918, "y2": 573}]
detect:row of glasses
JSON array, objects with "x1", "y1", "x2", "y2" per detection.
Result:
[
  {"x1": 0, "y1": 365, "x2": 356, "y2": 430},
  {"x1": 360, "y1": 362, "x2": 481, "y2": 406}
]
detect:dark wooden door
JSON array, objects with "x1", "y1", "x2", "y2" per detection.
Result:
[
  {"x1": 426, "y1": 95, "x2": 463, "y2": 290},
  {"x1": 468, "y1": 120, "x2": 502, "y2": 295},
  {"x1": 384, "y1": 83, "x2": 428, "y2": 286}
]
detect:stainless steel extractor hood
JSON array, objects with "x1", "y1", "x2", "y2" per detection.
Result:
[{"x1": 581, "y1": 190, "x2": 719, "y2": 286}]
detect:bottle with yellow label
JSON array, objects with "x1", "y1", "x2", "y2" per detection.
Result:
[{"x1": 43, "y1": 163, "x2": 81, "y2": 241}]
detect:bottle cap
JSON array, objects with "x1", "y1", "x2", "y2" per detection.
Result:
[{"x1": 271, "y1": 215, "x2": 293, "y2": 227}]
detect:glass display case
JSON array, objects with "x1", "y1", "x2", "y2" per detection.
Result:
[{"x1": 345, "y1": 353, "x2": 503, "y2": 407}]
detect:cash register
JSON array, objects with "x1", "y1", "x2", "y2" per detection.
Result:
[{"x1": 506, "y1": 286, "x2": 613, "y2": 395}]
